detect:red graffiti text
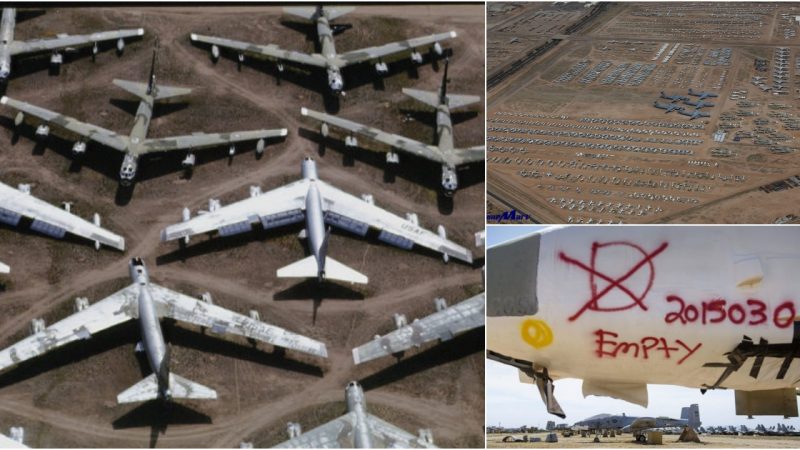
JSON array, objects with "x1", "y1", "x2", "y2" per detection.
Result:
[
  {"x1": 664, "y1": 296, "x2": 796, "y2": 328},
  {"x1": 594, "y1": 329, "x2": 702, "y2": 365}
]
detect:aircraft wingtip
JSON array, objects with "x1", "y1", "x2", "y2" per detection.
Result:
[
  {"x1": 138, "y1": 28, "x2": 145, "y2": 36},
  {"x1": 0, "y1": 96, "x2": 7, "y2": 105},
  {"x1": 450, "y1": 31, "x2": 457, "y2": 38},
  {"x1": 300, "y1": 107, "x2": 308, "y2": 116},
  {"x1": 352, "y1": 348, "x2": 361, "y2": 364},
  {"x1": 281, "y1": 128, "x2": 288, "y2": 136},
  {"x1": 190, "y1": 33, "x2": 197, "y2": 41}
]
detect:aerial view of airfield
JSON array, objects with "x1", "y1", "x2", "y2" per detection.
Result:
[
  {"x1": 487, "y1": 1, "x2": 800, "y2": 224},
  {"x1": 486, "y1": 225, "x2": 800, "y2": 448},
  {"x1": 0, "y1": 4, "x2": 485, "y2": 448}
]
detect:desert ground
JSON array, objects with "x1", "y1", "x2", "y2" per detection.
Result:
[
  {"x1": 488, "y1": 432, "x2": 800, "y2": 448},
  {"x1": 488, "y1": 2, "x2": 800, "y2": 224},
  {"x1": 0, "y1": 5, "x2": 485, "y2": 448}
]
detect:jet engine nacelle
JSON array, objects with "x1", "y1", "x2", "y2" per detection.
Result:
[
  {"x1": 433, "y1": 42, "x2": 443, "y2": 56},
  {"x1": 277, "y1": 61, "x2": 284, "y2": 73},
  {"x1": 119, "y1": 153, "x2": 139, "y2": 185},
  {"x1": 287, "y1": 422, "x2": 302, "y2": 439},
  {"x1": 35, "y1": 124, "x2": 50, "y2": 139},
  {"x1": 14, "y1": 112, "x2": 24, "y2": 127},
  {"x1": 256, "y1": 138, "x2": 265, "y2": 156},
  {"x1": 237, "y1": 52, "x2": 244, "y2": 63},
  {"x1": 182, "y1": 152, "x2": 196, "y2": 168},
  {"x1": 374, "y1": 61, "x2": 389, "y2": 75},
  {"x1": 249, "y1": 185, "x2": 262, "y2": 198},
  {"x1": 405, "y1": 212, "x2": 419, "y2": 226},
  {"x1": 437, "y1": 225, "x2": 449, "y2": 263},
  {"x1": 320, "y1": 123, "x2": 329, "y2": 138},
  {"x1": 386, "y1": 151, "x2": 400, "y2": 164},
  {"x1": 92, "y1": 42, "x2": 99, "y2": 55},
  {"x1": 393, "y1": 313, "x2": 408, "y2": 329},
  {"x1": 345, "y1": 135, "x2": 358, "y2": 148},
  {"x1": 441, "y1": 165, "x2": 458, "y2": 196},
  {"x1": 72, "y1": 141, "x2": 87, "y2": 155},
  {"x1": 208, "y1": 198, "x2": 221, "y2": 212},
  {"x1": 30, "y1": 318, "x2": 46, "y2": 335},
  {"x1": 211, "y1": 44, "x2": 220, "y2": 61},
  {"x1": 116, "y1": 38, "x2": 125, "y2": 53},
  {"x1": 434, "y1": 297, "x2": 448, "y2": 312},
  {"x1": 50, "y1": 52, "x2": 63, "y2": 65},
  {"x1": 74, "y1": 297, "x2": 90, "y2": 312},
  {"x1": 229, "y1": 144, "x2": 236, "y2": 156},
  {"x1": 410, "y1": 50, "x2": 423, "y2": 64},
  {"x1": 93, "y1": 213, "x2": 102, "y2": 250}
]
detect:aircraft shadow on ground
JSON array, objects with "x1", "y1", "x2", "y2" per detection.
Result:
[
  {"x1": 112, "y1": 400, "x2": 212, "y2": 448},
  {"x1": 357, "y1": 326, "x2": 483, "y2": 391},
  {"x1": 274, "y1": 278, "x2": 365, "y2": 324},
  {"x1": 297, "y1": 127, "x2": 485, "y2": 215}
]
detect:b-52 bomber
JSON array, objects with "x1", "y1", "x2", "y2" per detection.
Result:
[
  {"x1": 301, "y1": 60, "x2": 484, "y2": 196},
  {"x1": 678, "y1": 109, "x2": 710, "y2": 120},
  {"x1": 0, "y1": 258, "x2": 327, "y2": 404},
  {"x1": 1, "y1": 48, "x2": 286, "y2": 185},
  {"x1": 161, "y1": 158, "x2": 473, "y2": 285},
  {"x1": 0, "y1": 7, "x2": 143, "y2": 82},
  {"x1": 688, "y1": 88, "x2": 718, "y2": 100},
  {"x1": 653, "y1": 101, "x2": 684, "y2": 113},
  {"x1": 0, "y1": 180, "x2": 124, "y2": 273},
  {"x1": 275, "y1": 381, "x2": 436, "y2": 448},
  {"x1": 190, "y1": 5, "x2": 456, "y2": 96},
  {"x1": 659, "y1": 91, "x2": 688, "y2": 102}
]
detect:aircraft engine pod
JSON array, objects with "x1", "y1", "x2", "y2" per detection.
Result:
[
  {"x1": 374, "y1": 61, "x2": 388, "y2": 75},
  {"x1": 228, "y1": 144, "x2": 236, "y2": 156},
  {"x1": 410, "y1": 50, "x2": 423, "y2": 64},
  {"x1": 35, "y1": 124, "x2": 50, "y2": 139},
  {"x1": 277, "y1": 61, "x2": 284, "y2": 73},
  {"x1": 255, "y1": 138, "x2": 265, "y2": 156},
  {"x1": 320, "y1": 122, "x2": 329, "y2": 138},
  {"x1": 441, "y1": 165, "x2": 458, "y2": 196},
  {"x1": 211, "y1": 44, "x2": 220, "y2": 61},
  {"x1": 72, "y1": 141, "x2": 87, "y2": 155},
  {"x1": 237, "y1": 52, "x2": 244, "y2": 63},
  {"x1": 119, "y1": 153, "x2": 139, "y2": 185},
  {"x1": 386, "y1": 151, "x2": 400, "y2": 164},
  {"x1": 182, "y1": 153, "x2": 196, "y2": 168},
  {"x1": 345, "y1": 135, "x2": 358, "y2": 148},
  {"x1": 50, "y1": 52, "x2": 63, "y2": 65},
  {"x1": 13, "y1": 111, "x2": 23, "y2": 126},
  {"x1": 116, "y1": 37, "x2": 125, "y2": 53},
  {"x1": 92, "y1": 41, "x2": 98, "y2": 55},
  {"x1": 433, "y1": 41, "x2": 443, "y2": 56}
]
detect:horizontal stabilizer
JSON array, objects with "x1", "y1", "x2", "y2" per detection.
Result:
[
  {"x1": 444, "y1": 93, "x2": 481, "y2": 109},
  {"x1": 284, "y1": 6, "x2": 354, "y2": 21},
  {"x1": 116, "y1": 373, "x2": 217, "y2": 404},
  {"x1": 402, "y1": 88, "x2": 480, "y2": 109},
  {"x1": 277, "y1": 255, "x2": 368, "y2": 284},
  {"x1": 112, "y1": 79, "x2": 192, "y2": 101}
]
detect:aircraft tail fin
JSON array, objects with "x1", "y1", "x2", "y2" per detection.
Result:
[
  {"x1": 680, "y1": 403, "x2": 701, "y2": 429},
  {"x1": 116, "y1": 373, "x2": 217, "y2": 404},
  {"x1": 277, "y1": 255, "x2": 367, "y2": 284}
]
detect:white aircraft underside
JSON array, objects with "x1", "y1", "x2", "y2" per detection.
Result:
[{"x1": 488, "y1": 226, "x2": 800, "y2": 409}]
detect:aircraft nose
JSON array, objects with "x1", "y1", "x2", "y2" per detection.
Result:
[{"x1": 487, "y1": 231, "x2": 541, "y2": 317}]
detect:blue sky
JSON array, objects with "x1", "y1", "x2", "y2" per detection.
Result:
[{"x1": 485, "y1": 225, "x2": 800, "y2": 429}]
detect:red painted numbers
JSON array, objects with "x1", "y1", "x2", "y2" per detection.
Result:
[{"x1": 664, "y1": 295, "x2": 795, "y2": 328}]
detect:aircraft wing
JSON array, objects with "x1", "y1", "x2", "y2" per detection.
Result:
[
  {"x1": 628, "y1": 418, "x2": 657, "y2": 431},
  {"x1": 148, "y1": 283, "x2": 328, "y2": 358},
  {"x1": 451, "y1": 145, "x2": 485, "y2": 165},
  {"x1": 0, "y1": 96, "x2": 129, "y2": 152},
  {"x1": 301, "y1": 107, "x2": 445, "y2": 163},
  {"x1": 367, "y1": 414, "x2": 437, "y2": 448},
  {"x1": 0, "y1": 261, "x2": 8, "y2": 274},
  {"x1": 0, "y1": 434, "x2": 26, "y2": 449},
  {"x1": 0, "y1": 181, "x2": 125, "y2": 250},
  {"x1": 353, "y1": 293, "x2": 484, "y2": 364},
  {"x1": 8, "y1": 28, "x2": 144, "y2": 56},
  {"x1": 337, "y1": 31, "x2": 457, "y2": 67},
  {"x1": 190, "y1": 33, "x2": 328, "y2": 68},
  {"x1": 0, "y1": 284, "x2": 139, "y2": 373},
  {"x1": 140, "y1": 129, "x2": 287, "y2": 154},
  {"x1": 316, "y1": 181, "x2": 473, "y2": 263},
  {"x1": 160, "y1": 178, "x2": 309, "y2": 242},
  {"x1": 275, "y1": 412, "x2": 358, "y2": 448}
]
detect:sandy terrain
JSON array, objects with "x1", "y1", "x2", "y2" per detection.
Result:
[
  {"x1": 488, "y1": 2, "x2": 800, "y2": 224},
  {"x1": 0, "y1": 5, "x2": 485, "y2": 448},
  {"x1": 488, "y1": 432, "x2": 800, "y2": 448}
]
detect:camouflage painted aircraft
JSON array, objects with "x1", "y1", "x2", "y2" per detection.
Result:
[
  {"x1": 190, "y1": 5, "x2": 456, "y2": 95},
  {"x1": 683, "y1": 99, "x2": 715, "y2": 109},
  {"x1": 688, "y1": 88, "x2": 719, "y2": 100},
  {"x1": 0, "y1": 7, "x2": 143, "y2": 82},
  {"x1": 653, "y1": 101, "x2": 684, "y2": 113},
  {"x1": 678, "y1": 109, "x2": 710, "y2": 120},
  {"x1": 276, "y1": 381, "x2": 436, "y2": 448},
  {"x1": 0, "y1": 47, "x2": 286, "y2": 186},
  {"x1": 659, "y1": 91, "x2": 689, "y2": 103},
  {"x1": 301, "y1": 60, "x2": 483, "y2": 196}
]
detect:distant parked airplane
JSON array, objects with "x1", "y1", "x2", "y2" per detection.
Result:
[
  {"x1": 684, "y1": 99, "x2": 715, "y2": 109},
  {"x1": 678, "y1": 109, "x2": 710, "y2": 120},
  {"x1": 688, "y1": 88, "x2": 718, "y2": 100},
  {"x1": 653, "y1": 101, "x2": 684, "y2": 113},
  {"x1": 660, "y1": 91, "x2": 688, "y2": 102}
]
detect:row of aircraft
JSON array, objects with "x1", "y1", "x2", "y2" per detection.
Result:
[{"x1": 0, "y1": 6, "x2": 485, "y2": 448}]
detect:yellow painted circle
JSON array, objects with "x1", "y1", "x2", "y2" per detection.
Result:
[{"x1": 520, "y1": 318, "x2": 553, "y2": 349}]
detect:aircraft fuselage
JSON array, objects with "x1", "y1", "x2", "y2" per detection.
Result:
[
  {"x1": 0, "y1": 8, "x2": 16, "y2": 81},
  {"x1": 316, "y1": 12, "x2": 343, "y2": 94},
  {"x1": 346, "y1": 382, "x2": 373, "y2": 448},
  {"x1": 129, "y1": 258, "x2": 170, "y2": 400},
  {"x1": 301, "y1": 158, "x2": 327, "y2": 279}
]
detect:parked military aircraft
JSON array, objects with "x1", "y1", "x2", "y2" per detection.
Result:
[
  {"x1": 161, "y1": 158, "x2": 472, "y2": 285},
  {"x1": 301, "y1": 60, "x2": 483, "y2": 196},
  {"x1": 190, "y1": 5, "x2": 455, "y2": 96},
  {"x1": 275, "y1": 381, "x2": 436, "y2": 448},
  {"x1": 487, "y1": 226, "x2": 800, "y2": 418},
  {"x1": 1, "y1": 46, "x2": 286, "y2": 185},
  {"x1": 0, "y1": 180, "x2": 124, "y2": 273},
  {"x1": 684, "y1": 99, "x2": 715, "y2": 109},
  {"x1": 653, "y1": 101, "x2": 684, "y2": 113},
  {"x1": 573, "y1": 405, "x2": 699, "y2": 433},
  {"x1": 688, "y1": 88, "x2": 718, "y2": 100},
  {"x1": 678, "y1": 109, "x2": 710, "y2": 120},
  {"x1": 353, "y1": 293, "x2": 484, "y2": 364},
  {"x1": 0, "y1": 7, "x2": 143, "y2": 82},
  {"x1": 659, "y1": 91, "x2": 689, "y2": 102},
  {"x1": 0, "y1": 258, "x2": 327, "y2": 404}
]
